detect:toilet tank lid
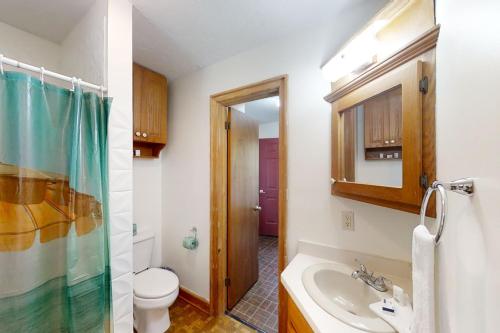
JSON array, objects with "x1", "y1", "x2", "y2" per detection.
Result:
[{"x1": 133, "y1": 231, "x2": 154, "y2": 244}]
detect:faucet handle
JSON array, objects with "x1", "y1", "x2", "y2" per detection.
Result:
[
  {"x1": 374, "y1": 276, "x2": 392, "y2": 289},
  {"x1": 360, "y1": 263, "x2": 367, "y2": 273}
]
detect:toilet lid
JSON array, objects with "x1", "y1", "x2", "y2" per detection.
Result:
[{"x1": 134, "y1": 268, "x2": 179, "y2": 299}]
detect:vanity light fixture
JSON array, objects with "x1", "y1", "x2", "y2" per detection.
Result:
[
  {"x1": 321, "y1": 20, "x2": 385, "y2": 82},
  {"x1": 321, "y1": 0, "x2": 410, "y2": 83}
]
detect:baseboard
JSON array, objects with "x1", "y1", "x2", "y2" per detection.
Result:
[{"x1": 178, "y1": 287, "x2": 210, "y2": 315}]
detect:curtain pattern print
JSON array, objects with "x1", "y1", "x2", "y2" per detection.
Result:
[{"x1": 0, "y1": 71, "x2": 111, "y2": 332}]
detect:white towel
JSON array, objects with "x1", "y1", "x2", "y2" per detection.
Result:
[{"x1": 411, "y1": 225, "x2": 435, "y2": 333}]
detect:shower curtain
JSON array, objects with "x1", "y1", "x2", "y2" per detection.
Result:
[{"x1": 0, "y1": 71, "x2": 112, "y2": 332}]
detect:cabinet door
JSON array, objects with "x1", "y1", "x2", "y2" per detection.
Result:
[
  {"x1": 139, "y1": 68, "x2": 167, "y2": 143},
  {"x1": 287, "y1": 295, "x2": 314, "y2": 333},
  {"x1": 133, "y1": 64, "x2": 144, "y2": 140},
  {"x1": 386, "y1": 87, "x2": 402, "y2": 145},
  {"x1": 364, "y1": 98, "x2": 385, "y2": 148}
]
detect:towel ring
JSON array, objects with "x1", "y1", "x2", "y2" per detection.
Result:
[
  {"x1": 420, "y1": 184, "x2": 447, "y2": 244},
  {"x1": 420, "y1": 178, "x2": 474, "y2": 244}
]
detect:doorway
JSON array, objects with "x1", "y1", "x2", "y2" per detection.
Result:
[
  {"x1": 226, "y1": 97, "x2": 280, "y2": 333},
  {"x1": 209, "y1": 76, "x2": 288, "y2": 333}
]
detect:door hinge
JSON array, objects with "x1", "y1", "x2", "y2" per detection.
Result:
[
  {"x1": 420, "y1": 174, "x2": 428, "y2": 189},
  {"x1": 419, "y1": 76, "x2": 428, "y2": 94},
  {"x1": 225, "y1": 121, "x2": 231, "y2": 130},
  {"x1": 224, "y1": 277, "x2": 231, "y2": 287}
]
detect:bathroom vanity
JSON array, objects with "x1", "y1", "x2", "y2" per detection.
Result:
[{"x1": 281, "y1": 241, "x2": 412, "y2": 333}]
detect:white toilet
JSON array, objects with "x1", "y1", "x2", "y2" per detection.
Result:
[{"x1": 133, "y1": 232, "x2": 179, "y2": 333}]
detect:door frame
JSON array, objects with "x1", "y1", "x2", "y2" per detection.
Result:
[{"x1": 209, "y1": 75, "x2": 288, "y2": 331}]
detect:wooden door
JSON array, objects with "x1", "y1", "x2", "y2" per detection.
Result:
[
  {"x1": 227, "y1": 108, "x2": 260, "y2": 309},
  {"x1": 259, "y1": 138, "x2": 279, "y2": 236}
]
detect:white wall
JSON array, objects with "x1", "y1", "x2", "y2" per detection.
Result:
[
  {"x1": 60, "y1": 0, "x2": 107, "y2": 85},
  {"x1": 435, "y1": 1, "x2": 500, "y2": 332},
  {"x1": 0, "y1": 21, "x2": 61, "y2": 72},
  {"x1": 133, "y1": 158, "x2": 162, "y2": 266},
  {"x1": 259, "y1": 121, "x2": 279, "y2": 139},
  {"x1": 162, "y1": 1, "x2": 419, "y2": 300}
]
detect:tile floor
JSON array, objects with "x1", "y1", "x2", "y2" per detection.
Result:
[
  {"x1": 166, "y1": 298, "x2": 255, "y2": 333},
  {"x1": 228, "y1": 236, "x2": 279, "y2": 333}
]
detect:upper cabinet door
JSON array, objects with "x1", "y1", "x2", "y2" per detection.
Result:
[
  {"x1": 140, "y1": 68, "x2": 167, "y2": 143},
  {"x1": 133, "y1": 63, "x2": 167, "y2": 145},
  {"x1": 133, "y1": 64, "x2": 144, "y2": 139},
  {"x1": 331, "y1": 58, "x2": 426, "y2": 213}
]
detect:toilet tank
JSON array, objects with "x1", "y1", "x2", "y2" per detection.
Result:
[{"x1": 133, "y1": 231, "x2": 154, "y2": 273}]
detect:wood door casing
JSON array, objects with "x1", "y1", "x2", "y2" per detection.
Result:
[
  {"x1": 341, "y1": 108, "x2": 356, "y2": 182},
  {"x1": 227, "y1": 108, "x2": 260, "y2": 310},
  {"x1": 259, "y1": 138, "x2": 279, "y2": 236}
]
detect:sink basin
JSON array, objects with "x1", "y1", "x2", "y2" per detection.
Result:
[{"x1": 302, "y1": 263, "x2": 395, "y2": 333}]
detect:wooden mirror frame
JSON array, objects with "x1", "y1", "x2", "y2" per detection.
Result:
[{"x1": 325, "y1": 26, "x2": 439, "y2": 215}]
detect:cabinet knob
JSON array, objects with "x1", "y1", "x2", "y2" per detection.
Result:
[
  {"x1": 390, "y1": 139, "x2": 395, "y2": 143},
  {"x1": 384, "y1": 140, "x2": 389, "y2": 144},
  {"x1": 135, "y1": 131, "x2": 141, "y2": 137},
  {"x1": 142, "y1": 132, "x2": 148, "y2": 138}
]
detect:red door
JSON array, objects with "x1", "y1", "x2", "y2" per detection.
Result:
[{"x1": 259, "y1": 138, "x2": 279, "y2": 236}]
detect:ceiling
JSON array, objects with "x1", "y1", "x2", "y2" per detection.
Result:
[
  {"x1": 132, "y1": 0, "x2": 386, "y2": 80},
  {"x1": 0, "y1": 0, "x2": 96, "y2": 43},
  {"x1": 232, "y1": 97, "x2": 280, "y2": 124}
]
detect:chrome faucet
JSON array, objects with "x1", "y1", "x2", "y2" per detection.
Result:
[{"x1": 351, "y1": 262, "x2": 391, "y2": 292}]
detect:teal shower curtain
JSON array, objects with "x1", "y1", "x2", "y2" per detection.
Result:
[{"x1": 0, "y1": 72, "x2": 112, "y2": 332}]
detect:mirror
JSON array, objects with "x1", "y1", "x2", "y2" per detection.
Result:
[{"x1": 338, "y1": 86, "x2": 403, "y2": 187}]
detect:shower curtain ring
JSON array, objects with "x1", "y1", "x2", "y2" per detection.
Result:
[
  {"x1": 100, "y1": 85, "x2": 105, "y2": 100},
  {"x1": 0, "y1": 54, "x2": 4, "y2": 75},
  {"x1": 40, "y1": 67, "x2": 45, "y2": 85},
  {"x1": 77, "y1": 78, "x2": 82, "y2": 89},
  {"x1": 71, "y1": 77, "x2": 77, "y2": 92}
]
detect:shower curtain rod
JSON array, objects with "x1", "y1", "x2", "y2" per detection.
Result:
[{"x1": 0, "y1": 54, "x2": 107, "y2": 93}]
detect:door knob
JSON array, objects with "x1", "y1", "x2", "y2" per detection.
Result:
[
  {"x1": 135, "y1": 131, "x2": 141, "y2": 137},
  {"x1": 253, "y1": 205, "x2": 262, "y2": 211},
  {"x1": 259, "y1": 189, "x2": 266, "y2": 194},
  {"x1": 142, "y1": 132, "x2": 148, "y2": 138}
]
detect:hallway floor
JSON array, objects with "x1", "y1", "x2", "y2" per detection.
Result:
[{"x1": 228, "y1": 236, "x2": 279, "y2": 333}]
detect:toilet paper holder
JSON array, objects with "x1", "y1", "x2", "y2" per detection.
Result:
[{"x1": 183, "y1": 227, "x2": 199, "y2": 250}]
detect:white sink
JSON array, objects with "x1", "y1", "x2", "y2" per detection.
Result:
[{"x1": 302, "y1": 263, "x2": 395, "y2": 333}]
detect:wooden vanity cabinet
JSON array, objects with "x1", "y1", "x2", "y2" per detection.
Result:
[
  {"x1": 133, "y1": 63, "x2": 167, "y2": 158},
  {"x1": 286, "y1": 293, "x2": 313, "y2": 333}
]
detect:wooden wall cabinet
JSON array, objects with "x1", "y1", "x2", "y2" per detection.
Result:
[
  {"x1": 364, "y1": 87, "x2": 402, "y2": 149},
  {"x1": 325, "y1": 27, "x2": 439, "y2": 215},
  {"x1": 133, "y1": 63, "x2": 167, "y2": 158}
]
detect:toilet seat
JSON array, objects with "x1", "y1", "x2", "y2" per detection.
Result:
[{"x1": 134, "y1": 268, "x2": 179, "y2": 299}]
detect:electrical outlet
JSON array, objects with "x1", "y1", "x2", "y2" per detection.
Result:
[{"x1": 341, "y1": 211, "x2": 355, "y2": 231}]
